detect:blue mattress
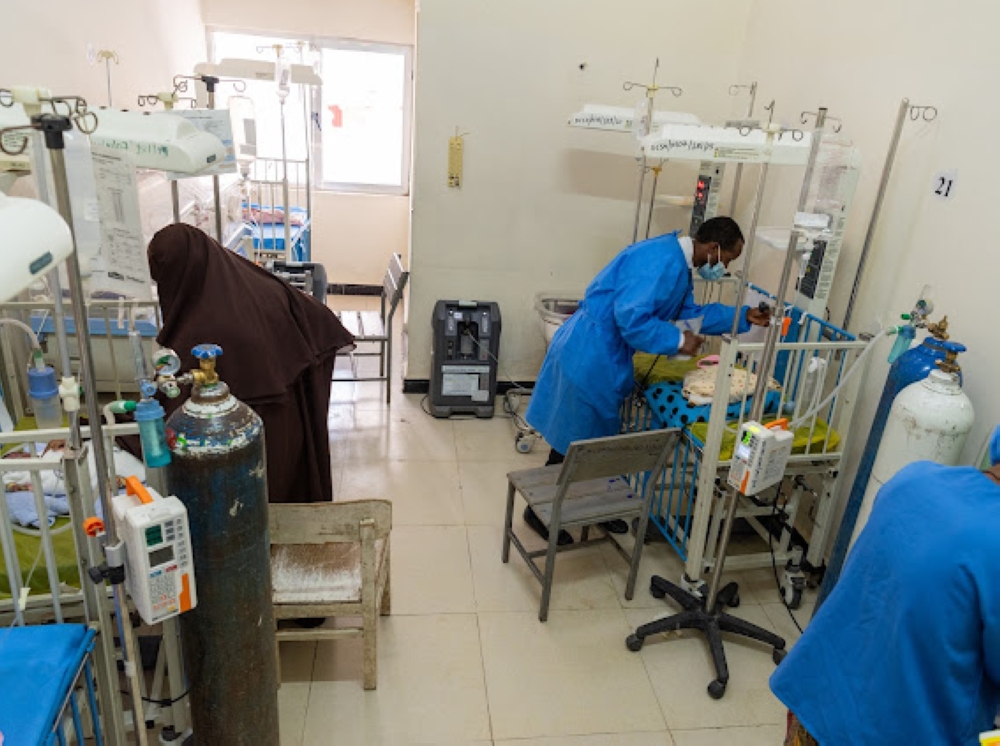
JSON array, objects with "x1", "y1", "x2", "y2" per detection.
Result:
[
  {"x1": 0, "y1": 624, "x2": 96, "y2": 744},
  {"x1": 644, "y1": 380, "x2": 781, "y2": 431},
  {"x1": 246, "y1": 205, "x2": 311, "y2": 261},
  {"x1": 30, "y1": 313, "x2": 158, "y2": 339}
]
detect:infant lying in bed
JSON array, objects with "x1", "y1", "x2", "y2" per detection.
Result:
[{"x1": 2, "y1": 441, "x2": 146, "y2": 528}]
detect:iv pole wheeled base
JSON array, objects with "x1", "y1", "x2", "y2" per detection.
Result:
[{"x1": 625, "y1": 575, "x2": 787, "y2": 699}]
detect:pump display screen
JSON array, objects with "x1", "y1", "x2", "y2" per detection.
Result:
[
  {"x1": 149, "y1": 545, "x2": 175, "y2": 568},
  {"x1": 734, "y1": 430, "x2": 755, "y2": 461}
]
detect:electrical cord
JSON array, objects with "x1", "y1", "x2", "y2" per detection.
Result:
[
  {"x1": 768, "y1": 482, "x2": 804, "y2": 634},
  {"x1": 121, "y1": 687, "x2": 191, "y2": 706},
  {"x1": 457, "y1": 330, "x2": 538, "y2": 432}
]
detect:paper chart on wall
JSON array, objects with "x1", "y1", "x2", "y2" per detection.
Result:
[{"x1": 89, "y1": 145, "x2": 154, "y2": 300}]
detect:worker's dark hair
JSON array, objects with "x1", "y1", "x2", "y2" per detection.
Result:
[{"x1": 695, "y1": 217, "x2": 744, "y2": 253}]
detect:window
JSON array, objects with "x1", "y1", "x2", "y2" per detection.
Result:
[{"x1": 209, "y1": 30, "x2": 412, "y2": 195}]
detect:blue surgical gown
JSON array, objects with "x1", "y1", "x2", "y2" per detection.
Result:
[
  {"x1": 525, "y1": 231, "x2": 750, "y2": 454},
  {"x1": 771, "y1": 461, "x2": 1000, "y2": 745}
]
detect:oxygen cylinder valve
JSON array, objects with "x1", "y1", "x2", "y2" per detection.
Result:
[
  {"x1": 190, "y1": 343, "x2": 223, "y2": 386},
  {"x1": 150, "y1": 343, "x2": 225, "y2": 400}
]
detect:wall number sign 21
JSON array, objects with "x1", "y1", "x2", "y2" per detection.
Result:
[{"x1": 932, "y1": 170, "x2": 957, "y2": 201}]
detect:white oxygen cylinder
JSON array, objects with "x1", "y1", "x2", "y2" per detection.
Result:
[{"x1": 850, "y1": 369, "x2": 974, "y2": 547}]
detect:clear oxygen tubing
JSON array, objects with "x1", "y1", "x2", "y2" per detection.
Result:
[
  {"x1": 787, "y1": 327, "x2": 892, "y2": 429},
  {"x1": 0, "y1": 317, "x2": 42, "y2": 349}
]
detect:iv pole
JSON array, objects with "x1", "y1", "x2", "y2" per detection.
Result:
[
  {"x1": 623, "y1": 59, "x2": 682, "y2": 244},
  {"x1": 162, "y1": 74, "x2": 246, "y2": 242},
  {"x1": 1, "y1": 96, "x2": 144, "y2": 744},
  {"x1": 841, "y1": 98, "x2": 938, "y2": 330},
  {"x1": 725, "y1": 101, "x2": 776, "y2": 323},
  {"x1": 708, "y1": 109, "x2": 829, "y2": 612},
  {"x1": 727, "y1": 82, "x2": 758, "y2": 214},
  {"x1": 137, "y1": 90, "x2": 196, "y2": 225},
  {"x1": 626, "y1": 108, "x2": 831, "y2": 700}
]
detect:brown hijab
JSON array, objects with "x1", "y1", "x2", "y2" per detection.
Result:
[{"x1": 148, "y1": 224, "x2": 354, "y2": 502}]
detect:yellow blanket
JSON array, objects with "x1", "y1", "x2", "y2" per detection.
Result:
[
  {"x1": 687, "y1": 417, "x2": 841, "y2": 461},
  {"x1": 1, "y1": 518, "x2": 80, "y2": 598},
  {"x1": 633, "y1": 352, "x2": 705, "y2": 385}
]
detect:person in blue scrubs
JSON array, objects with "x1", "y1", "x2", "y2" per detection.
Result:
[
  {"x1": 524, "y1": 217, "x2": 770, "y2": 544},
  {"x1": 770, "y1": 426, "x2": 1000, "y2": 746}
]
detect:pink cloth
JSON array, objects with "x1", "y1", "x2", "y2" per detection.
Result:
[{"x1": 243, "y1": 207, "x2": 304, "y2": 226}]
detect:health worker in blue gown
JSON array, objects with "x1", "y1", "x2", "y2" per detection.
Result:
[
  {"x1": 524, "y1": 217, "x2": 771, "y2": 544},
  {"x1": 770, "y1": 426, "x2": 1000, "y2": 746}
]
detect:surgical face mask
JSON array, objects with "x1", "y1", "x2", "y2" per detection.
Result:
[
  {"x1": 990, "y1": 425, "x2": 1000, "y2": 467},
  {"x1": 697, "y1": 248, "x2": 726, "y2": 282}
]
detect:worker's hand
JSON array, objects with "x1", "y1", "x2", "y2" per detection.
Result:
[
  {"x1": 746, "y1": 306, "x2": 772, "y2": 327},
  {"x1": 43, "y1": 439, "x2": 67, "y2": 455},
  {"x1": 678, "y1": 331, "x2": 704, "y2": 357}
]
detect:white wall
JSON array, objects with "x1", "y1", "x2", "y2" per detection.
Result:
[
  {"x1": 408, "y1": 0, "x2": 755, "y2": 381},
  {"x1": 736, "y1": 0, "x2": 1000, "y2": 471},
  {"x1": 3, "y1": 1, "x2": 206, "y2": 113},
  {"x1": 201, "y1": 0, "x2": 416, "y2": 285}
]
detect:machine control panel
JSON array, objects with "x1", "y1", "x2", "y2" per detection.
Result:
[
  {"x1": 689, "y1": 162, "x2": 726, "y2": 236},
  {"x1": 797, "y1": 239, "x2": 828, "y2": 300},
  {"x1": 113, "y1": 477, "x2": 197, "y2": 625}
]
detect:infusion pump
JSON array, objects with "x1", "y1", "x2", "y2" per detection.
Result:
[
  {"x1": 113, "y1": 477, "x2": 197, "y2": 625},
  {"x1": 727, "y1": 420, "x2": 793, "y2": 496}
]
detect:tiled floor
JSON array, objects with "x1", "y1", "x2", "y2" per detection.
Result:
[{"x1": 283, "y1": 317, "x2": 812, "y2": 744}]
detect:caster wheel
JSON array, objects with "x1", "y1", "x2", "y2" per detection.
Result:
[
  {"x1": 707, "y1": 679, "x2": 727, "y2": 699},
  {"x1": 773, "y1": 647, "x2": 787, "y2": 665},
  {"x1": 727, "y1": 592, "x2": 740, "y2": 609},
  {"x1": 650, "y1": 585, "x2": 666, "y2": 600},
  {"x1": 514, "y1": 434, "x2": 534, "y2": 454},
  {"x1": 788, "y1": 588, "x2": 803, "y2": 610},
  {"x1": 626, "y1": 634, "x2": 644, "y2": 652}
]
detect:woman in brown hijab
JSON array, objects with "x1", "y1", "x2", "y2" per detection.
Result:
[{"x1": 147, "y1": 224, "x2": 354, "y2": 503}]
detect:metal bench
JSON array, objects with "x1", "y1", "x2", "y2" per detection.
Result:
[{"x1": 335, "y1": 253, "x2": 409, "y2": 403}]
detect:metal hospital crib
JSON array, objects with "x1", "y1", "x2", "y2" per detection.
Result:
[
  {"x1": 0, "y1": 422, "x2": 190, "y2": 743},
  {"x1": 0, "y1": 299, "x2": 163, "y2": 423},
  {"x1": 623, "y1": 286, "x2": 867, "y2": 592},
  {"x1": 241, "y1": 157, "x2": 312, "y2": 263}
]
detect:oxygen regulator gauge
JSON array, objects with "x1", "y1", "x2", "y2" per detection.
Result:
[
  {"x1": 152, "y1": 348, "x2": 183, "y2": 398},
  {"x1": 153, "y1": 348, "x2": 182, "y2": 376}
]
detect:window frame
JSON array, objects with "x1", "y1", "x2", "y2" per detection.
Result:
[{"x1": 206, "y1": 27, "x2": 413, "y2": 197}]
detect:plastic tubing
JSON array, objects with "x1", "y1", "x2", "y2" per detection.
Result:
[
  {"x1": 0, "y1": 318, "x2": 41, "y2": 350},
  {"x1": 789, "y1": 327, "x2": 891, "y2": 429}
]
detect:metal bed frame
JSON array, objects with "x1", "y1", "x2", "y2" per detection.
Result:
[
  {"x1": 0, "y1": 299, "x2": 163, "y2": 423},
  {"x1": 0, "y1": 423, "x2": 190, "y2": 742},
  {"x1": 623, "y1": 290, "x2": 868, "y2": 589},
  {"x1": 242, "y1": 156, "x2": 312, "y2": 263}
]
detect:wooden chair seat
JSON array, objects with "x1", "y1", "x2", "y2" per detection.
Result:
[{"x1": 271, "y1": 539, "x2": 388, "y2": 607}]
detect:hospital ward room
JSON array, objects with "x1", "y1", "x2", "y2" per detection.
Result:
[{"x1": 2, "y1": 1, "x2": 999, "y2": 745}]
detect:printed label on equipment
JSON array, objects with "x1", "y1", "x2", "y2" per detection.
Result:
[
  {"x1": 443, "y1": 365, "x2": 490, "y2": 375},
  {"x1": 442, "y1": 373, "x2": 478, "y2": 396}
]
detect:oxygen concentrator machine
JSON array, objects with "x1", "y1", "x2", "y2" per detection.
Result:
[{"x1": 428, "y1": 300, "x2": 502, "y2": 418}]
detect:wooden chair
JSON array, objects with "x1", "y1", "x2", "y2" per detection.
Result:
[
  {"x1": 335, "y1": 253, "x2": 409, "y2": 403},
  {"x1": 269, "y1": 499, "x2": 392, "y2": 690},
  {"x1": 502, "y1": 428, "x2": 679, "y2": 622}
]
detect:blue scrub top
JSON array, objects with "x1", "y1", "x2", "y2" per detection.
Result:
[
  {"x1": 771, "y1": 461, "x2": 1000, "y2": 745},
  {"x1": 525, "y1": 232, "x2": 750, "y2": 454}
]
